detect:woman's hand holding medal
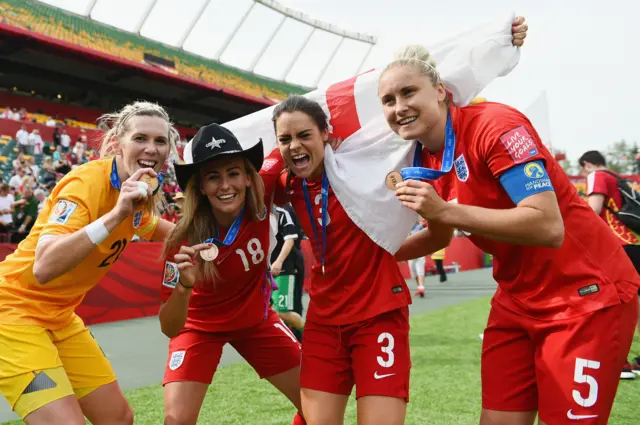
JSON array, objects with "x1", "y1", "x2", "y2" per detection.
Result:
[
  {"x1": 394, "y1": 179, "x2": 448, "y2": 221},
  {"x1": 173, "y1": 243, "x2": 215, "y2": 288}
]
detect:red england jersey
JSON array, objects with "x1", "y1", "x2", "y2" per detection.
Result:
[
  {"x1": 278, "y1": 170, "x2": 411, "y2": 326},
  {"x1": 160, "y1": 149, "x2": 285, "y2": 332},
  {"x1": 586, "y1": 170, "x2": 640, "y2": 245},
  {"x1": 422, "y1": 102, "x2": 640, "y2": 320}
]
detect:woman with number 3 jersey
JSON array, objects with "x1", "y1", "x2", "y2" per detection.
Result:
[
  {"x1": 158, "y1": 124, "x2": 305, "y2": 425},
  {"x1": 0, "y1": 101, "x2": 179, "y2": 425},
  {"x1": 273, "y1": 97, "x2": 413, "y2": 425}
]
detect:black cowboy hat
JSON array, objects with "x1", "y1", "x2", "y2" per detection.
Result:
[{"x1": 174, "y1": 123, "x2": 263, "y2": 191}]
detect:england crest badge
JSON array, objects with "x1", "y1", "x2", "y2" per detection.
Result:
[
  {"x1": 133, "y1": 210, "x2": 143, "y2": 228},
  {"x1": 454, "y1": 154, "x2": 469, "y2": 182},
  {"x1": 169, "y1": 350, "x2": 185, "y2": 370}
]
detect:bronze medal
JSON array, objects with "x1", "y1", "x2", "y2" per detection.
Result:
[
  {"x1": 385, "y1": 171, "x2": 403, "y2": 190},
  {"x1": 200, "y1": 245, "x2": 219, "y2": 262}
]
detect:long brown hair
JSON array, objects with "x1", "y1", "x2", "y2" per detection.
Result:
[{"x1": 162, "y1": 156, "x2": 265, "y2": 285}]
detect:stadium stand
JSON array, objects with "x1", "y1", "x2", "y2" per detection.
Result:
[
  {"x1": 0, "y1": 0, "x2": 308, "y2": 102},
  {"x1": 0, "y1": 93, "x2": 196, "y2": 137}
]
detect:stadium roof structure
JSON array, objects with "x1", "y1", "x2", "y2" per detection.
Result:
[{"x1": 1, "y1": 0, "x2": 378, "y2": 105}]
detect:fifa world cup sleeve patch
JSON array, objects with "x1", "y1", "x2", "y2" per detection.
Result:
[
  {"x1": 499, "y1": 160, "x2": 554, "y2": 204},
  {"x1": 163, "y1": 261, "x2": 180, "y2": 288},
  {"x1": 499, "y1": 126, "x2": 539, "y2": 164},
  {"x1": 261, "y1": 158, "x2": 279, "y2": 172},
  {"x1": 48, "y1": 199, "x2": 78, "y2": 225}
]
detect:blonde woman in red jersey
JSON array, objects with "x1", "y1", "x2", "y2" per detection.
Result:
[
  {"x1": 159, "y1": 124, "x2": 305, "y2": 425},
  {"x1": 0, "y1": 101, "x2": 179, "y2": 425},
  {"x1": 379, "y1": 43, "x2": 640, "y2": 424}
]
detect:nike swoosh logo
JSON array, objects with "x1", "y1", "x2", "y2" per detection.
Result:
[
  {"x1": 567, "y1": 410, "x2": 598, "y2": 420},
  {"x1": 374, "y1": 372, "x2": 396, "y2": 379}
]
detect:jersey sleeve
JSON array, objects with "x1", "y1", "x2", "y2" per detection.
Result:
[
  {"x1": 135, "y1": 211, "x2": 159, "y2": 239},
  {"x1": 478, "y1": 107, "x2": 548, "y2": 178},
  {"x1": 40, "y1": 175, "x2": 100, "y2": 236},
  {"x1": 277, "y1": 206, "x2": 299, "y2": 241},
  {"x1": 160, "y1": 249, "x2": 181, "y2": 302},
  {"x1": 274, "y1": 171, "x2": 290, "y2": 206},
  {"x1": 586, "y1": 171, "x2": 609, "y2": 196},
  {"x1": 259, "y1": 148, "x2": 287, "y2": 207},
  {"x1": 476, "y1": 107, "x2": 554, "y2": 205}
]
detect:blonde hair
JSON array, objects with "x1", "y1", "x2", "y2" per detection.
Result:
[
  {"x1": 382, "y1": 44, "x2": 441, "y2": 86},
  {"x1": 21, "y1": 175, "x2": 35, "y2": 190},
  {"x1": 97, "y1": 101, "x2": 180, "y2": 215},
  {"x1": 97, "y1": 101, "x2": 180, "y2": 159},
  {"x1": 162, "y1": 156, "x2": 266, "y2": 286}
]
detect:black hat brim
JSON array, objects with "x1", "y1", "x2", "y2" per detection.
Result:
[{"x1": 175, "y1": 140, "x2": 264, "y2": 192}]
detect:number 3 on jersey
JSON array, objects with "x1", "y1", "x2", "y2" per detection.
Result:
[
  {"x1": 314, "y1": 193, "x2": 331, "y2": 226},
  {"x1": 377, "y1": 332, "x2": 395, "y2": 368},
  {"x1": 236, "y1": 238, "x2": 265, "y2": 272}
]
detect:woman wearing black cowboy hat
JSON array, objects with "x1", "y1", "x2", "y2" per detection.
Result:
[{"x1": 158, "y1": 123, "x2": 306, "y2": 425}]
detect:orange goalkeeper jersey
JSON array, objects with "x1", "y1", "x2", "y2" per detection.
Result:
[{"x1": 0, "y1": 158, "x2": 158, "y2": 329}]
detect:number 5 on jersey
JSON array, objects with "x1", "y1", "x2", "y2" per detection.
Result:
[
  {"x1": 573, "y1": 357, "x2": 600, "y2": 408},
  {"x1": 236, "y1": 238, "x2": 265, "y2": 272}
]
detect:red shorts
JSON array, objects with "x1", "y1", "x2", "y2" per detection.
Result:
[
  {"x1": 482, "y1": 297, "x2": 638, "y2": 424},
  {"x1": 163, "y1": 309, "x2": 301, "y2": 385},
  {"x1": 300, "y1": 307, "x2": 410, "y2": 400}
]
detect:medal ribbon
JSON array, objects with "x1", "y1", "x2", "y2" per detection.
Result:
[
  {"x1": 110, "y1": 157, "x2": 164, "y2": 191},
  {"x1": 302, "y1": 172, "x2": 328, "y2": 274},
  {"x1": 205, "y1": 208, "x2": 244, "y2": 247},
  {"x1": 400, "y1": 112, "x2": 456, "y2": 181}
]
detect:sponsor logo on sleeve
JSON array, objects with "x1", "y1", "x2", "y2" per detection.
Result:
[
  {"x1": 163, "y1": 261, "x2": 180, "y2": 288},
  {"x1": 500, "y1": 126, "x2": 538, "y2": 163},
  {"x1": 48, "y1": 200, "x2": 78, "y2": 225}
]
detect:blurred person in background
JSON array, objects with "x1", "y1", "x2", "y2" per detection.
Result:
[
  {"x1": 39, "y1": 157, "x2": 57, "y2": 187},
  {"x1": 12, "y1": 152, "x2": 27, "y2": 172},
  {"x1": 0, "y1": 184, "x2": 14, "y2": 232},
  {"x1": 270, "y1": 203, "x2": 305, "y2": 338},
  {"x1": 579, "y1": 149, "x2": 640, "y2": 380},
  {"x1": 27, "y1": 129, "x2": 42, "y2": 156},
  {"x1": 431, "y1": 248, "x2": 447, "y2": 283},
  {"x1": 9, "y1": 168, "x2": 25, "y2": 190},
  {"x1": 60, "y1": 129, "x2": 71, "y2": 153},
  {"x1": 16, "y1": 124, "x2": 29, "y2": 154},
  {"x1": 52, "y1": 126, "x2": 62, "y2": 150},
  {"x1": 173, "y1": 191, "x2": 184, "y2": 212},
  {"x1": 161, "y1": 203, "x2": 180, "y2": 224},
  {"x1": 53, "y1": 145, "x2": 63, "y2": 162},
  {"x1": 407, "y1": 219, "x2": 428, "y2": 297},
  {"x1": 54, "y1": 155, "x2": 72, "y2": 175},
  {"x1": 20, "y1": 175, "x2": 36, "y2": 193},
  {"x1": 29, "y1": 156, "x2": 40, "y2": 178},
  {"x1": 34, "y1": 188, "x2": 47, "y2": 215},
  {"x1": 11, "y1": 185, "x2": 38, "y2": 243}
]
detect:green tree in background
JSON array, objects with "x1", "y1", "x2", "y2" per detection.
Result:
[
  {"x1": 605, "y1": 139, "x2": 638, "y2": 174},
  {"x1": 555, "y1": 140, "x2": 639, "y2": 176}
]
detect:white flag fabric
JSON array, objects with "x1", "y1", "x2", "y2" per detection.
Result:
[{"x1": 184, "y1": 12, "x2": 521, "y2": 254}]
